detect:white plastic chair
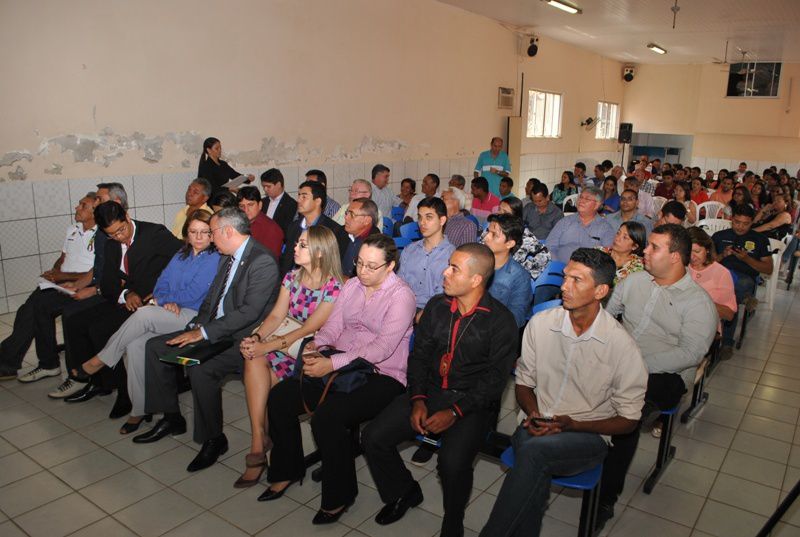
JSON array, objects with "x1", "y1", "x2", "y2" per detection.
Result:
[
  {"x1": 653, "y1": 196, "x2": 668, "y2": 216},
  {"x1": 695, "y1": 218, "x2": 731, "y2": 234},
  {"x1": 697, "y1": 201, "x2": 725, "y2": 219},
  {"x1": 562, "y1": 193, "x2": 578, "y2": 211},
  {"x1": 759, "y1": 238, "x2": 787, "y2": 311}
]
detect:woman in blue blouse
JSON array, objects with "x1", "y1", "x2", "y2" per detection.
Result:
[
  {"x1": 80, "y1": 210, "x2": 220, "y2": 433},
  {"x1": 601, "y1": 176, "x2": 621, "y2": 215}
]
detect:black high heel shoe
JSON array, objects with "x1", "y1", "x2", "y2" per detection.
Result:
[
  {"x1": 119, "y1": 414, "x2": 153, "y2": 435},
  {"x1": 257, "y1": 477, "x2": 303, "y2": 502},
  {"x1": 312, "y1": 497, "x2": 356, "y2": 525}
]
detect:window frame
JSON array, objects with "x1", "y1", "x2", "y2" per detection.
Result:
[
  {"x1": 526, "y1": 89, "x2": 563, "y2": 139},
  {"x1": 595, "y1": 101, "x2": 619, "y2": 140}
]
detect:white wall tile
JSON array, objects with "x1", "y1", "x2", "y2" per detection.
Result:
[
  {"x1": 404, "y1": 160, "x2": 420, "y2": 180},
  {"x1": 102, "y1": 175, "x2": 134, "y2": 208},
  {"x1": 162, "y1": 172, "x2": 195, "y2": 204},
  {"x1": 3, "y1": 256, "x2": 41, "y2": 296},
  {"x1": 350, "y1": 162, "x2": 366, "y2": 182},
  {"x1": 0, "y1": 262, "x2": 5, "y2": 297},
  {"x1": 33, "y1": 180, "x2": 72, "y2": 218},
  {"x1": 0, "y1": 181, "x2": 34, "y2": 222},
  {"x1": 39, "y1": 252, "x2": 61, "y2": 272},
  {"x1": 68, "y1": 178, "x2": 99, "y2": 209},
  {"x1": 135, "y1": 205, "x2": 165, "y2": 226},
  {"x1": 36, "y1": 215, "x2": 71, "y2": 254},
  {"x1": 390, "y1": 161, "x2": 404, "y2": 180},
  {"x1": 6, "y1": 293, "x2": 31, "y2": 313},
  {"x1": 163, "y1": 204, "x2": 185, "y2": 228},
  {"x1": 133, "y1": 174, "x2": 164, "y2": 207},
  {"x1": 281, "y1": 167, "x2": 300, "y2": 193},
  {"x1": 0, "y1": 219, "x2": 39, "y2": 259}
]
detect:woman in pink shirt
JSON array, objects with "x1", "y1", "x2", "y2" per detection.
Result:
[
  {"x1": 686, "y1": 227, "x2": 737, "y2": 330},
  {"x1": 259, "y1": 234, "x2": 416, "y2": 525}
]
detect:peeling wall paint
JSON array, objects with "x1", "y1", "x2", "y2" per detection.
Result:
[
  {"x1": 8, "y1": 165, "x2": 27, "y2": 181},
  {"x1": 0, "y1": 151, "x2": 33, "y2": 167}
]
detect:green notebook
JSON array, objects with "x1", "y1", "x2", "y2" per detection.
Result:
[{"x1": 159, "y1": 339, "x2": 234, "y2": 366}]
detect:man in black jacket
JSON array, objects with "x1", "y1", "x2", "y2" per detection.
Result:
[
  {"x1": 56, "y1": 202, "x2": 182, "y2": 418},
  {"x1": 362, "y1": 243, "x2": 518, "y2": 537},
  {"x1": 134, "y1": 208, "x2": 280, "y2": 473},
  {"x1": 279, "y1": 180, "x2": 349, "y2": 276},
  {"x1": 260, "y1": 168, "x2": 297, "y2": 236}
]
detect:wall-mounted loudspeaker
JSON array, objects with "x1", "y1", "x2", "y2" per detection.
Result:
[
  {"x1": 623, "y1": 66, "x2": 635, "y2": 82},
  {"x1": 527, "y1": 37, "x2": 539, "y2": 57},
  {"x1": 618, "y1": 123, "x2": 633, "y2": 144}
]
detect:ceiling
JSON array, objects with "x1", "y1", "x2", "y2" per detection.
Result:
[{"x1": 438, "y1": 0, "x2": 800, "y2": 64}]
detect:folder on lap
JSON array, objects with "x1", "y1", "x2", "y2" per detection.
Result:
[{"x1": 159, "y1": 339, "x2": 234, "y2": 366}]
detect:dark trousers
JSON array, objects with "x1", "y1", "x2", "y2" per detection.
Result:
[
  {"x1": 362, "y1": 392, "x2": 492, "y2": 537},
  {"x1": 62, "y1": 300, "x2": 131, "y2": 391},
  {"x1": 599, "y1": 372, "x2": 686, "y2": 508},
  {"x1": 144, "y1": 332, "x2": 241, "y2": 444},
  {"x1": 0, "y1": 288, "x2": 73, "y2": 370},
  {"x1": 267, "y1": 375, "x2": 405, "y2": 511},
  {"x1": 722, "y1": 271, "x2": 756, "y2": 347}
]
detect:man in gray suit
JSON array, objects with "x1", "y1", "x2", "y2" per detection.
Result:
[{"x1": 133, "y1": 208, "x2": 279, "y2": 473}]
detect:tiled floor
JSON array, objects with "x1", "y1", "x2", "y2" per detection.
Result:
[{"x1": 1, "y1": 289, "x2": 800, "y2": 537}]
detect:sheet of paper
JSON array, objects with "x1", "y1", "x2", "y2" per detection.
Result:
[
  {"x1": 37, "y1": 278, "x2": 76, "y2": 296},
  {"x1": 222, "y1": 175, "x2": 249, "y2": 189}
]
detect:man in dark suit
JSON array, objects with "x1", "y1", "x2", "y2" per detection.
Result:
[
  {"x1": 59, "y1": 201, "x2": 182, "y2": 418},
  {"x1": 260, "y1": 168, "x2": 297, "y2": 236},
  {"x1": 279, "y1": 180, "x2": 349, "y2": 276},
  {"x1": 134, "y1": 207, "x2": 280, "y2": 473}
]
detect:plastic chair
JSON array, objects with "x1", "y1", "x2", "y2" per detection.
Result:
[
  {"x1": 546, "y1": 260, "x2": 566, "y2": 276},
  {"x1": 562, "y1": 194, "x2": 578, "y2": 212},
  {"x1": 399, "y1": 221, "x2": 422, "y2": 240},
  {"x1": 643, "y1": 404, "x2": 679, "y2": 494},
  {"x1": 391, "y1": 206, "x2": 405, "y2": 222},
  {"x1": 532, "y1": 299, "x2": 562, "y2": 316},
  {"x1": 697, "y1": 201, "x2": 725, "y2": 219},
  {"x1": 696, "y1": 218, "x2": 731, "y2": 234},
  {"x1": 759, "y1": 238, "x2": 787, "y2": 311},
  {"x1": 501, "y1": 446, "x2": 603, "y2": 537},
  {"x1": 393, "y1": 237, "x2": 413, "y2": 250},
  {"x1": 653, "y1": 196, "x2": 668, "y2": 216},
  {"x1": 465, "y1": 214, "x2": 480, "y2": 230},
  {"x1": 382, "y1": 216, "x2": 393, "y2": 236},
  {"x1": 681, "y1": 356, "x2": 711, "y2": 424}
]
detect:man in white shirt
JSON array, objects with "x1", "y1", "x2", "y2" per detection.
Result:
[
  {"x1": 370, "y1": 164, "x2": 400, "y2": 219},
  {"x1": 480, "y1": 248, "x2": 648, "y2": 537},
  {"x1": 0, "y1": 193, "x2": 99, "y2": 383},
  {"x1": 403, "y1": 173, "x2": 441, "y2": 223},
  {"x1": 171, "y1": 178, "x2": 211, "y2": 238}
]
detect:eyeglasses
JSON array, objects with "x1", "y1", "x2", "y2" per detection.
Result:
[
  {"x1": 187, "y1": 230, "x2": 212, "y2": 237},
  {"x1": 355, "y1": 260, "x2": 388, "y2": 272},
  {"x1": 345, "y1": 210, "x2": 368, "y2": 218},
  {"x1": 209, "y1": 225, "x2": 229, "y2": 235},
  {"x1": 106, "y1": 221, "x2": 129, "y2": 239}
]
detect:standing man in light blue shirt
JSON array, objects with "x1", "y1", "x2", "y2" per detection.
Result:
[
  {"x1": 474, "y1": 137, "x2": 511, "y2": 197},
  {"x1": 398, "y1": 197, "x2": 455, "y2": 323},
  {"x1": 546, "y1": 187, "x2": 616, "y2": 263}
]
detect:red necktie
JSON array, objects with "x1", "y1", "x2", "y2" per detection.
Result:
[{"x1": 123, "y1": 241, "x2": 131, "y2": 274}]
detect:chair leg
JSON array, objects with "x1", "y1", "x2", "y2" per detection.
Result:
[
  {"x1": 736, "y1": 306, "x2": 749, "y2": 350},
  {"x1": 681, "y1": 374, "x2": 709, "y2": 424},
  {"x1": 577, "y1": 484, "x2": 601, "y2": 537},
  {"x1": 643, "y1": 413, "x2": 676, "y2": 494}
]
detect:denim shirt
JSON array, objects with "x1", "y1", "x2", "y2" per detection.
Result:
[{"x1": 487, "y1": 258, "x2": 533, "y2": 327}]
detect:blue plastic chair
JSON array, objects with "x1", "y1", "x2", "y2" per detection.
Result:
[
  {"x1": 393, "y1": 237, "x2": 413, "y2": 250},
  {"x1": 391, "y1": 206, "x2": 405, "y2": 222},
  {"x1": 501, "y1": 446, "x2": 603, "y2": 537},
  {"x1": 399, "y1": 221, "x2": 422, "y2": 240},
  {"x1": 382, "y1": 216, "x2": 393, "y2": 236},
  {"x1": 546, "y1": 260, "x2": 566, "y2": 276},
  {"x1": 532, "y1": 299, "x2": 562, "y2": 316},
  {"x1": 465, "y1": 214, "x2": 480, "y2": 230},
  {"x1": 643, "y1": 404, "x2": 679, "y2": 494}
]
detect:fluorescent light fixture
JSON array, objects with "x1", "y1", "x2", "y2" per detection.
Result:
[
  {"x1": 546, "y1": 0, "x2": 582, "y2": 15},
  {"x1": 646, "y1": 43, "x2": 667, "y2": 55}
]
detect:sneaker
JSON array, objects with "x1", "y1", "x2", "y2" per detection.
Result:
[
  {"x1": 47, "y1": 378, "x2": 87, "y2": 399},
  {"x1": 651, "y1": 424, "x2": 663, "y2": 438},
  {"x1": 18, "y1": 366, "x2": 61, "y2": 383},
  {"x1": 410, "y1": 445, "x2": 435, "y2": 466}
]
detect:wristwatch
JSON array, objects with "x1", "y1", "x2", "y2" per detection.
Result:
[{"x1": 450, "y1": 408, "x2": 458, "y2": 419}]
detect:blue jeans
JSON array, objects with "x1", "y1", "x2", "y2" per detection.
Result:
[
  {"x1": 722, "y1": 271, "x2": 756, "y2": 347},
  {"x1": 479, "y1": 427, "x2": 608, "y2": 537}
]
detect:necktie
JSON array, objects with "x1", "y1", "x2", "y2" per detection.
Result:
[
  {"x1": 123, "y1": 241, "x2": 132, "y2": 274},
  {"x1": 210, "y1": 256, "x2": 235, "y2": 319}
]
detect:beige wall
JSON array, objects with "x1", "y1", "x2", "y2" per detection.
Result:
[
  {"x1": 0, "y1": 0, "x2": 518, "y2": 181},
  {"x1": 622, "y1": 62, "x2": 800, "y2": 163}
]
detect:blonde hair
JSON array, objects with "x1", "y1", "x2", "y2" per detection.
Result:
[{"x1": 297, "y1": 225, "x2": 345, "y2": 284}]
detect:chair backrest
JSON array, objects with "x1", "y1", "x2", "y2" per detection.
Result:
[
  {"x1": 393, "y1": 236, "x2": 412, "y2": 250},
  {"x1": 382, "y1": 216, "x2": 393, "y2": 236},
  {"x1": 390, "y1": 206, "x2": 405, "y2": 222},
  {"x1": 562, "y1": 194, "x2": 578, "y2": 211},
  {"x1": 697, "y1": 201, "x2": 725, "y2": 219},
  {"x1": 696, "y1": 218, "x2": 731, "y2": 235},
  {"x1": 653, "y1": 196, "x2": 668, "y2": 215},
  {"x1": 546, "y1": 260, "x2": 566, "y2": 276},
  {"x1": 465, "y1": 214, "x2": 480, "y2": 230},
  {"x1": 399, "y1": 221, "x2": 422, "y2": 240},
  {"x1": 532, "y1": 299, "x2": 562, "y2": 316},
  {"x1": 763, "y1": 238, "x2": 788, "y2": 310}
]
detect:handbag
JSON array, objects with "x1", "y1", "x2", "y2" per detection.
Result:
[
  {"x1": 254, "y1": 316, "x2": 305, "y2": 358},
  {"x1": 299, "y1": 347, "x2": 377, "y2": 414}
]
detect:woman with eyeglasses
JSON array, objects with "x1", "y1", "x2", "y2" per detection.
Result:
[
  {"x1": 235, "y1": 226, "x2": 344, "y2": 487},
  {"x1": 260, "y1": 233, "x2": 416, "y2": 526},
  {"x1": 78, "y1": 210, "x2": 220, "y2": 433}
]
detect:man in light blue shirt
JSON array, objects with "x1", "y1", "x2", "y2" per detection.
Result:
[
  {"x1": 546, "y1": 187, "x2": 616, "y2": 263},
  {"x1": 474, "y1": 137, "x2": 511, "y2": 197},
  {"x1": 605, "y1": 189, "x2": 653, "y2": 237},
  {"x1": 398, "y1": 197, "x2": 455, "y2": 322}
]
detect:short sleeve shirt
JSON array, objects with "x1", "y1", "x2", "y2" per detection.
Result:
[{"x1": 712, "y1": 228, "x2": 770, "y2": 279}]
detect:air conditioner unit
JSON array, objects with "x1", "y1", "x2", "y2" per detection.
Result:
[{"x1": 498, "y1": 87, "x2": 515, "y2": 110}]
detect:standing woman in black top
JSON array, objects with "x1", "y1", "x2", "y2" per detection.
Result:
[{"x1": 198, "y1": 137, "x2": 254, "y2": 195}]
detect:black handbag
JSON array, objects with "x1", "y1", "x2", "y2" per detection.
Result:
[{"x1": 298, "y1": 347, "x2": 377, "y2": 414}]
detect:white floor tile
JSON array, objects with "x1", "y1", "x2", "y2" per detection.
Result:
[{"x1": 13, "y1": 493, "x2": 105, "y2": 537}]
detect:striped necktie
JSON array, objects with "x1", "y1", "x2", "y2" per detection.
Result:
[{"x1": 210, "y1": 256, "x2": 235, "y2": 319}]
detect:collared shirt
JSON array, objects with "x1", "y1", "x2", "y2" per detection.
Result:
[
  {"x1": 637, "y1": 190, "x2": 656, "y2": 218},
  {"x1": 487, "y1": 258, "x2": 532, "y2": 327},
  {"x1": 323, "y1": 197, "x2": 341, "y2": 219},
  {"x1": 398, "y1": 237, "x2": 456, "y2": 309},
  {"x1": 217, "y1": 238, "x2": 249, "y2": 319},
  {"x1": 641, "y1": 179, "x2": 659, "y2": 196},
  {"x1": 475, "y1": 150, "x2": 511, "y2": 196},
  {"x1": 372, "y1": 184, "x2": 400, "y2": 219},
  {"x1": 470, "y1": 193, "x2": 500, "y2": 225},
  {"x1": 546, "y1": 214, "x2": 616, "y2": 263},
  {"x1": 516, "y1": 307, "x2": 648, "y2": 422},
  {"x1": 444, "y1": 212, "x2": 478, "y2": 247},
  {"x1": 118, "y1": 221, "x2": 137, "y2": 304},
  {"x1": 712, "y1": 228, "x2": 771, "y2": 279},
  {"x1": 152, "y1": 248, "x2": 221, "y2": 311},
  {"x1": 60, "y1": 223, "x2": 97, "y2": 273},
  {"x1": 266, "y1": 191, "x2": 284, "y2": 220},
  {"x1": 606, "y1": 271, "x2": 718, "y2": 387},
  {"x1": 710, "y1": 189, "x2": 733, "y2": 205},
  {"x1": 171, "y1": 204, "x2": 212, "y2": 239},
  {"x1": 332, "y1": 202, "x2": 383, "y2": 227},
  {"x1": 250, "y1": 212, "x2": 284, "y2": 259},
  {"x1": 522, "y1": 201, "x2": 564, "y2": 240},
  {"x1": 314, "y1": 271, "x2": 416, "y2": 387},
  {"x1": 605, "y1": 211, "x2": 654, "y2": 237},
  {"x1": 404, "y1": 191, "x2": 442, "y2": 222}
]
